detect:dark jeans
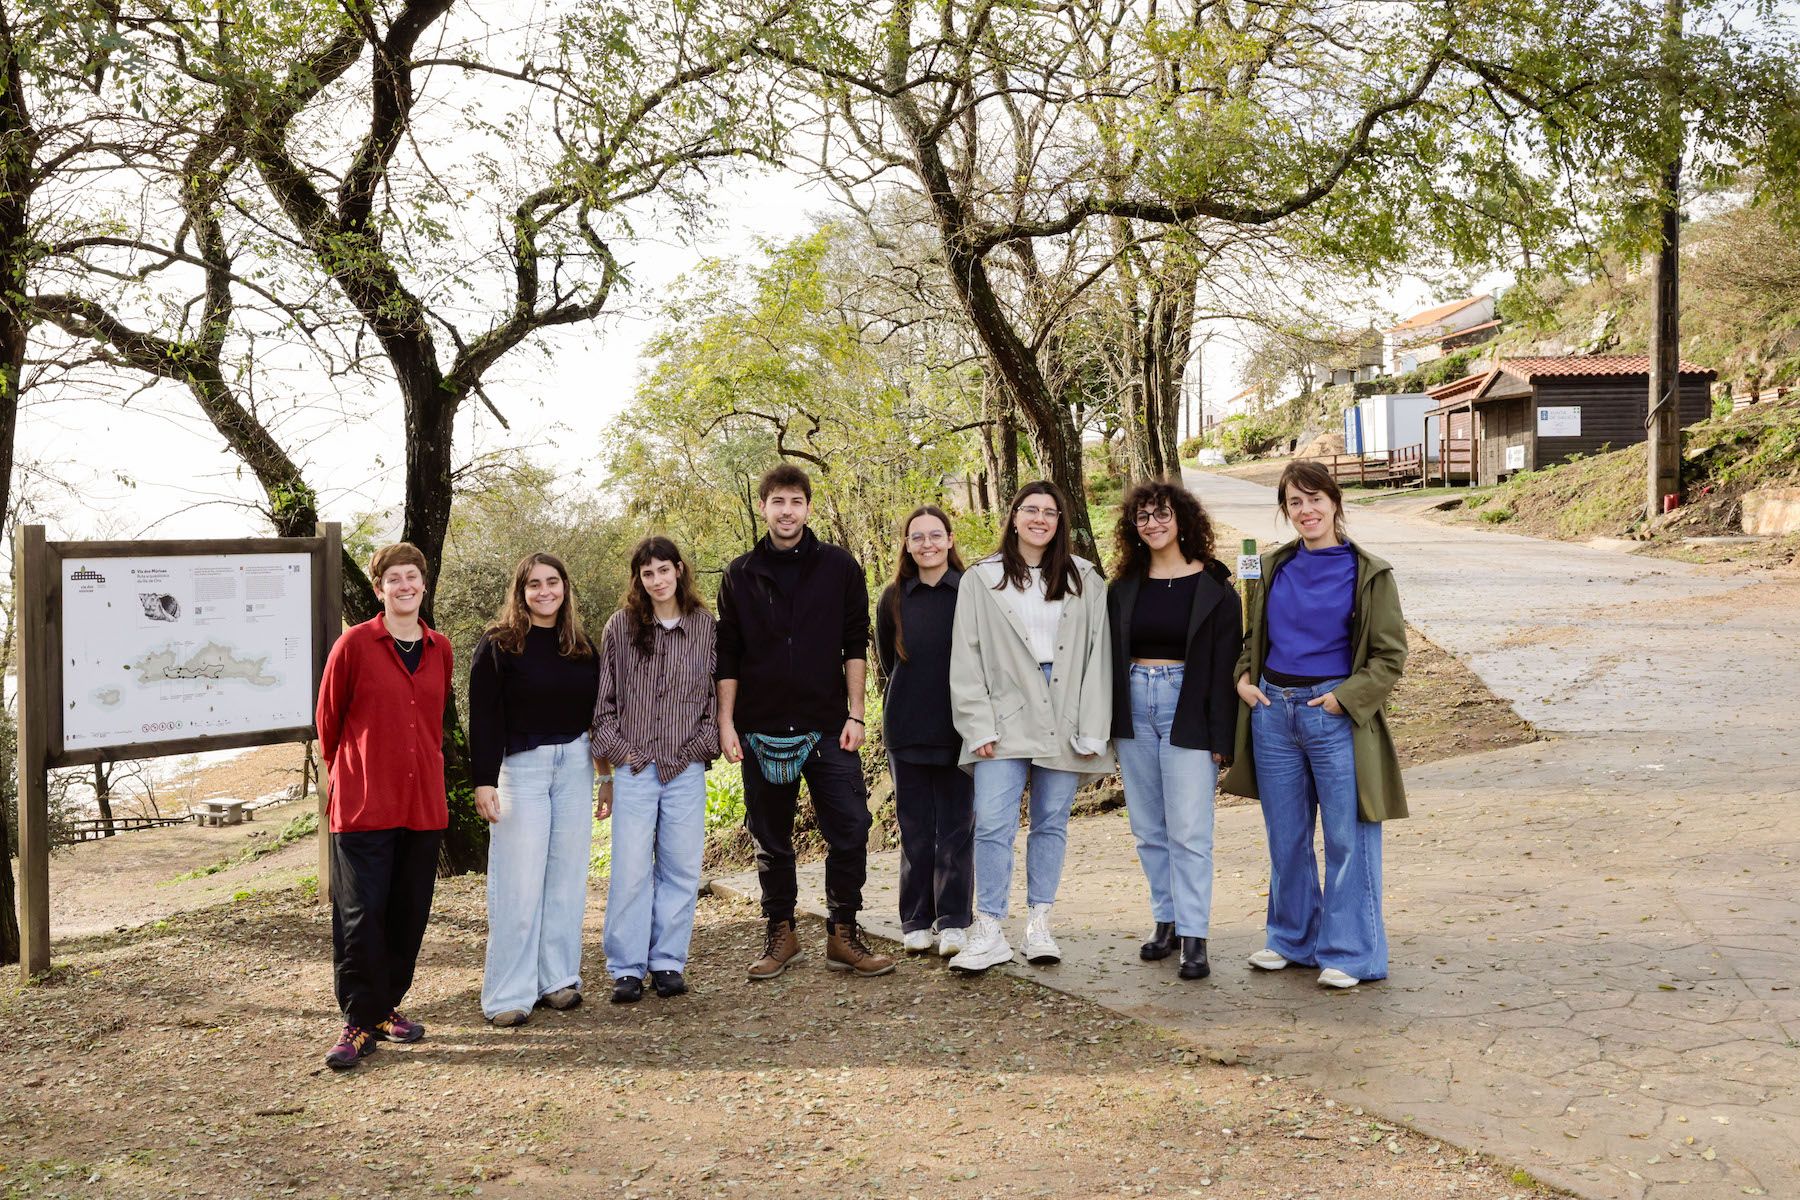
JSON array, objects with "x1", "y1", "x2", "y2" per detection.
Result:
[
  {"x1": 741, "y1": 735, "x2": 870, "y2": 926},
  {"x1": 890, "y1": 758, "x2": 974, "y2": 934},
  {"x1": 331, "y1": 827, "x2": 443, "y2": 1029}
]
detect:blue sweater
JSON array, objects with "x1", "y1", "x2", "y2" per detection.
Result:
[{"x1": 1265, "y1": 541, "x2": 1356, "y2": 681}]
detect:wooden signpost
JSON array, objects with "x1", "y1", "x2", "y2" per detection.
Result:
[{"x1": 11, "y1": 525, "x2": 343, "y2": 983}]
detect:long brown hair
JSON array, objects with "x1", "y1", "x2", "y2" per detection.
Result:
[
  {"x1": 884, "y1": 505, "x2": 967, "y2": 664},
  {"x1": 993, "y1": 480, "x2": 1085, "y2": 599},
  {"x1": 621, "y1": 535, "x2": 707, "y2": 657},
  {"x1": 1111, "y1": 478, "x2": 1217, "y2": 579},
  {"x1": 1276, "y1": 459, "x2": 1349, "y2": 543},
  {"x1": 485, "y1": 552, "x2": 593, "y2": 658}
]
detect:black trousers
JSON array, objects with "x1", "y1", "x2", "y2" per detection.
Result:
[
  {"x1": 741, "y1": 736, "x2": 870, "y2": 926},
  {"x1": 890, "y1": 758, "x2": 975, "y2": 934},
  {"x1": 330, "y1": 827, "x2": 442, "y2": 1029}
]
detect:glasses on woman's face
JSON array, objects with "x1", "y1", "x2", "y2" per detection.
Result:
[
  {"x1": 1016, "y1": 504, "x2": 1060, "y2": 521},
  {"x1": 1133, "y1": 506, "x2": 1174, "y2": 528},
  {"x1": 906, "y1": 530, "x2": 949, "y2": 547}
]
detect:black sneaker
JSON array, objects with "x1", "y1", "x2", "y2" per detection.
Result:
[
  {"x1": 650, "y1": 970, "x2": 687, "y2": 998},
  {"x1": 610, "y1": 976, "x2": 643, "y2": 1004}
]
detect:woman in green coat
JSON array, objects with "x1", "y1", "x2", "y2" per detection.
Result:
[{"x1": 1221, "y1": 459, "x2": 1407, "y2": 988}]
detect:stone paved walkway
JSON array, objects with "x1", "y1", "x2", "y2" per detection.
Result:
[{"x1": 717, "y1": 472, "x2": 1800, "y2": 1200}]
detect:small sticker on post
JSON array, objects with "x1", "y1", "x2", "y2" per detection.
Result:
[{"x1": 1236, "y1": 553, "x2": 1262, "y2": 580}]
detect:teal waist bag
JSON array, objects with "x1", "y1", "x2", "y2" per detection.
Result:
[{"x1": 744, "y1": 732, "x2": 822, "y2": 784}]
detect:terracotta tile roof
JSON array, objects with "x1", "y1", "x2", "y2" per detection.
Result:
[
  {"x1": 1388, "y1": 295, "x2": 1488, "y2": 332},
  {"x1": 1427, "y1": 370, "x2": 1493, "y2": 402},
  {"x1": 1498, "y1": 355, "x2": 1715, "y2": 380}
]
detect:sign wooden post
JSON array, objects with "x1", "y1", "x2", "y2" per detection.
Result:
[{"x1": 12, "y1": 525, "x2": 342, "y2": 983}]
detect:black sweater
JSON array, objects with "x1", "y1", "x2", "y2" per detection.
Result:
[
  {"x1": 716, "y1": 527, "x2": 869, "y2": 736},
  {"x1": 1106, "y1": 559, "x2": 1242, "y2": 753},
  {"x1": 468, "y1": 625, "x2": 601, "y2": 787},
  {"x1": 875, "y1": 569, "x2": 962, "y2": 765}
]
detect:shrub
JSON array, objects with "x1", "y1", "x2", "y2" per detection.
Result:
[
  {"x1": 1480, "y1": 507, "x2": 1514, "y2": 524},
  {"x1": 1217, "y1": 413, "x2": 1290, "y2": 460},
  {"x1": 1178, "y1": 434, "x2": 1207, "y2": 461}
]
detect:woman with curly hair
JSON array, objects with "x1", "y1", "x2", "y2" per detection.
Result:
[
  {"x1": 1106, "y1": 480, "x2": 1241, "y2": 981},
  {"x1": 470, "y1": 552, "x2": 600, "y2": 1026},
  {"x1": 590, "y1": 536, "x2": 720, "y2": 1004}
]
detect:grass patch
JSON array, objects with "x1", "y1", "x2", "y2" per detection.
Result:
[{"x1": 166, "y1": 808, "x2": 318, "y2": 884}]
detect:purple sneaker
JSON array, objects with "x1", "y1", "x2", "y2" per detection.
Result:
[
  {"x1": 325, "y1": 1024, "x2": 377, "y2": 1070},
  {"x1": 375, "y1": 1010, "x2": 425, "y2": 1043}
]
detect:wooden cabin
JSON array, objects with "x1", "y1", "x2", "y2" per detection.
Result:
[{"x1": 1427, "y1": 356, "x2": 1715, "y2": 485}]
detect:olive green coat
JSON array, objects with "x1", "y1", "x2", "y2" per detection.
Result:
[{"x1": 1219, "y1": 539, "x2": 1410, "y2": 822}]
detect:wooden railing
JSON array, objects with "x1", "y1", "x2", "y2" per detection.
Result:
[
  {"x1": 1308, "y1": 448, "x2": 1426, "y2": 488},
  {"x1": 66, "y1": 815, "x2": 190, "y2": 842}
]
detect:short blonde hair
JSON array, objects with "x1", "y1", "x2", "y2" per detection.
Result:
[{"x1": 370, "y1": 542, "x2": 429, "y2": 584}]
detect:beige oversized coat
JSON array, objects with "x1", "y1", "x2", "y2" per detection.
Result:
[{"x1": 948, "y1": 556, "x2": 1115, "y2": 779}]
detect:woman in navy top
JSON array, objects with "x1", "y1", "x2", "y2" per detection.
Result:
[
  {"x1": 875, "y1": 505, "x2": 974, "y2": 957},
  {"x1": 469, "y1": 552, "x2": 600, "y2": 1026},
  {"x1": 1224, "y1": 460, "x2": 1408, "y2": 989}
]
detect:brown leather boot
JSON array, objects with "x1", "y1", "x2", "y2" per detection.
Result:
[
  {"x1": 826, "y1": 920, "x2": 897, "y2": 977},
  {"x1": 747, "y1": 918, "x2": 802, "y2": 980}
]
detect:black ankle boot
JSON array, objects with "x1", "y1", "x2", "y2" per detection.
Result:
[
  {"x1": 1139, "y1": 922, "x2": 1177, "y2": 961},
  {"x1": 1178, "y1": 937, "x2": 1210, "y2": 980}
]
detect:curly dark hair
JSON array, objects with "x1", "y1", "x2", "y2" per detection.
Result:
[
  {"x1": 620, "y1": 536, "x2": 707, "y2": 657},
  {"x1": 1111, "y1": 479, "x2": 1217, "y2": 579}
]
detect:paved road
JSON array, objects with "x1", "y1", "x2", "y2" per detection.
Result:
[{"x1": 719, "y1": 473, "x2": 1800, "y2": 1200}]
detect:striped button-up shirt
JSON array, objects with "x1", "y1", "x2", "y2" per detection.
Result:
[{"x1": 591, "y1": 607, "x2": 721, "y2": 782}]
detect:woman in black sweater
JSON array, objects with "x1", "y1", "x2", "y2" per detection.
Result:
[
  {"x1": 875, "y1": 505, "x2": 974, "y2": 956},
  {"x1": 469, "y1": 552, "x2": 600, "y2": 1026},
  {"x1": 1107, "y1": 481, "x2": 1242, "y2": 981}
]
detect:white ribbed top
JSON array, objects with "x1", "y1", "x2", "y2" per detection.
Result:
[{"x1": 1003, "y1": 566, "x2": 1064, "y2": 663}]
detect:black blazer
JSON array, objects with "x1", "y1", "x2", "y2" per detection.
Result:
[{"x1": 1106, "y1": 559, "x2": 1243, "y2": 753}]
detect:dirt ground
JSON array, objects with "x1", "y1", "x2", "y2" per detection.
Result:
[
  {"x1": 0, "y1": 879, "x2": 1560, "y2": 1200},
  {"x1": 1211, "y1": 458, "x2": 1295, "y2": 488}
]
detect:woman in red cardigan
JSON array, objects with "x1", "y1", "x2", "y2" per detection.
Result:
[{"x1": 315, "y1": 542, "x2": 454, "y2": 1070}]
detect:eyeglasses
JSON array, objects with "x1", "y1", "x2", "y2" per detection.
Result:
[
  {"x1": 1133, "y1": 507, "x2": 1174, "y2": 528},
  {"x1": 906, "y1": 531, "x2": 949, "y2": 546},
  {"x1": 1016, "y1": 504, "x2": 1060, "y2": 520}
]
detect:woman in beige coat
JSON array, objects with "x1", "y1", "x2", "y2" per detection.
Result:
[{"x1": 947, "y1": 481, "x2": 1113, "y2": 974}]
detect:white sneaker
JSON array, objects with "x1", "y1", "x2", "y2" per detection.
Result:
[
  {"x1": 902, "y1": 929, "x2": 934, "y2": 953},
  {"x1": 1248, "y1": 949, "x2": 1291, "y2": 971},
  {"x1": 1317, "y1": 968, "x2": 1360, "y2": 989},
  {"x1": 1022, "y1": 903, "x2": 1061, "y2": 965},
  {"x1": 936, "y1": 926, "x2": 967, "y2": 957},
  {"x1": 947, "y1": 914, "x2": 1013, "y2": 974}
]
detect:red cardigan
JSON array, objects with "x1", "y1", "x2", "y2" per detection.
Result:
[{"x1": 316, "y1": 615, "x2": 454, "y2": 833}]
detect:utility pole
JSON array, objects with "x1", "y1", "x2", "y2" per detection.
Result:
[{"x1": 1645, "y1": 0, "x2": 1685, "y2": 518}]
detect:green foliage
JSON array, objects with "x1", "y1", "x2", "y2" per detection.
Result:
[
  {"x1": 1217, "y1": 413, "x2": 1291, "y2": 461},
  {"x1": 1178, "y1": 434, "x2": 1207, "y2": 461},
  {"x1": 1479, "y1": 507, "x2": 1514, "y2": 524},
  {"x1": 1084, "y1": 440, "x2": 1126, "y2": 508}
]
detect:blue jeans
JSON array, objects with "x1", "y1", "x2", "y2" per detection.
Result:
[
  {"x1": 1115, "y1": 665, "x2": 1219, "y2": 937},
  {"x1": 482, "y1": 734, "x2": 595, "y2": 1018},
  {"x1": 603, "y1": 761, "x2": 708, "y2": 978},
  {"x1": 1251, "y1": 678, "x2": 1387, "y2": 979},
  {"x1": 971, "y1": 756, "x2": 1080, "y2": 920}
]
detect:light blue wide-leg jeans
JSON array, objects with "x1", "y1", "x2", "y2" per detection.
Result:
[
  {"x1": 971, "y1": 756, "x2": 1080, "y2": 919},
  {"x1": 1115, "y1": 665, "x2": 1219, "y2": 937},
  {"x1": 603, "y1": 761, "x2": 708, "y2": 979},
  {"x1": 482, "y1": 734, "x2": 596, "y2": 1018},
  {"x1": 1251, "y1": 679, "x2": 1387, "y2": 980}
]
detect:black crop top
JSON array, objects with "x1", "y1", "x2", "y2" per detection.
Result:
[{"x1": 1130, "y1": 572, "x2": 1198, "y2": 660}]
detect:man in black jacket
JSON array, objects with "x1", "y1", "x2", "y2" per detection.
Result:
[{"x1": 718, "y1": 464, "x2": 895, "y2": 980}]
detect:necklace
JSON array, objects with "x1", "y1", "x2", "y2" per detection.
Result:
[{"x1": 393, "y1": 635, "x2": 421, "y2": 653}]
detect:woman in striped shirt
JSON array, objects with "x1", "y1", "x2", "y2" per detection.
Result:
[{"x1": 591, "y1": 536, "x2": 721, "y2": 1004}]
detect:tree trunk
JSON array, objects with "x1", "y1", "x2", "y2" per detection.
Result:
[
  {"x1": 0, "y1": 6, "x2": 33, "y2": 965},
  {"x1": 1646, "y1": 0, "x2": 1684, "y2": 519},
  {"x1": 93, "y1": 764, "x2": 116, "y2": 837}
]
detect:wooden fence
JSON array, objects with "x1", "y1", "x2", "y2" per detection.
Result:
[
  {"x1": 66, "y1": 814, "x2": 191, "y2": 842},
  {"x1": 1304, "y1": 439, "x2": 1477, "y2": 488}
]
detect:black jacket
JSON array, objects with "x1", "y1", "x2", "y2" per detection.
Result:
[
  {"x1": 716, "y1": 527, "x2": 870, "y2": 736},
  {"x1": 1107, "y1": 559, "x2": 1242, "y2": 753}
]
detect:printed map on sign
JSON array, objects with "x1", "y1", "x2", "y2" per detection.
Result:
[{"x1": 61, "y1": 553, "x2": 314, "y2": 751}]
